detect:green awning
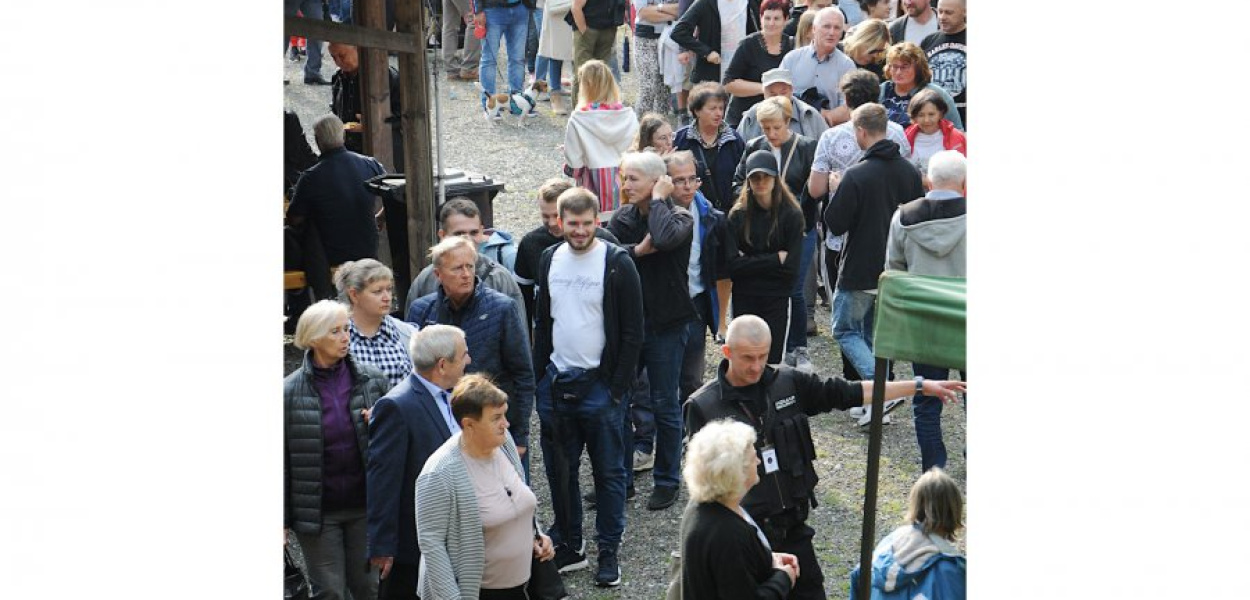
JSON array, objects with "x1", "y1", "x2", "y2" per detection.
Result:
[{"x1": 872, "y1": 271, "x2": 967, "y2": 370}]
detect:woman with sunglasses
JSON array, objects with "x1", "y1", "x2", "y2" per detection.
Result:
[{"x1": 842, "y1": 18, "x2": 890, "y2": 79}]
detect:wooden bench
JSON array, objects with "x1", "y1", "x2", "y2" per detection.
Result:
[{"x1": 284, "y1": 265, "x2": 340, "y2": 292}]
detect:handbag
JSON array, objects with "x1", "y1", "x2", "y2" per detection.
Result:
[
  {"x1": 527, "y1": 518, "x2": 568, "y2": 600},
  {"x1": 284, "y1": 547, "x2": 311, "y2": 600},
  {"x1": 546, "y1": 0, "x2": 572, "y2": 17}
]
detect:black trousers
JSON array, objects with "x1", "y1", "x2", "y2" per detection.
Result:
[
  {"x1": 731, "y1": 292, "x2": 791, "y2": 364},
  {"x1": 378, "y1": 561, "x2": 419, "y2": 600},
  {"x1": 480, "y1": 583, "x2": 529, "y2": 600},
  {"x1": 763, "y1": 518, "x2": 825, "y2": 600}
]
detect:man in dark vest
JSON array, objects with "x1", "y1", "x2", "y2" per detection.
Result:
[{"x1": 685, "y1": 314, "x2": 964, "y2": 600}]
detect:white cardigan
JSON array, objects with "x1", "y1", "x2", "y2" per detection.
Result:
[{"x1": 416, "y1": 432, "x2": 527, "y2": 600}]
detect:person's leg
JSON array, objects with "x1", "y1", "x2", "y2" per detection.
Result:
[
  {"x1": 536, "y1": 366, "x2": 584, "y2": 549},
  {"x1": 533, "y1": 9, "x2": 549, "y2": 85},
  {"x1": 634, "y1": 36, "x2": 661, "y2": 116},
  {"x1": 580, "y1": 379, "x2": 627, "y2": 551},
  {"x1": 786, "y1": 228, "x2": 817, "y2": 352},
  {"x1": 679, "y1": 300, "x2": 710, "y2": 403},
  {"x1": 570, "y1": 29, "x2": 595, "y2": 107},
  {"x1": 831, "y1": 288, "x2": 877, "y2": 379},
  {"x1": 547, "y1": 58, "x2": 563, "y2": 91},
  {"x1": 377, "y1": 562, "x2": 419, "y2": 599},
  {"x1": 503, "y1": 3, "x2": 529, "y2": 95},
  {"x1": 911, "y1": 362, "x2": 950, "y2": 471},
  {"x1": 452, "y1": 0, "x2": 482, "y2": 73},
  {"x1": 441, "y1": 0, "x2": 465, "y2": 69},
  {"x1": 341, "y1": 508, "x2": 380, "y2": 600},
  {"x1": 294, "y1": 522, "x2": 348, "y2": 600},
  {"x1": 733, "y1": 293, "x2": 791, "y2": 365},
  {"x1": 644, "y1": 322, "x2": 690, "y2": 493},
  {"x1": 479, "y1": 8, "x2": 506, "y2": 107},
  {"x1": 629, "y1": 368, "x2": 654, "y2": 455},
  {"x1": 526, "y1": 7, "x2": 540, "y2": 74},
  {"x1": 772, "y1": 523, "x2": 826, "y2": 600},
  {"x1": 298, "y1": 0, "x2": 325, "y2": 79}
]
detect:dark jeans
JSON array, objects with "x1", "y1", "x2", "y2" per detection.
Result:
[
  {"x1": 629, "y1": 368, "x2": 654, "y2": 455},
  {"x1": 680, "y1": 294, "x2": 712, "y2": 402},
  {"x1": 536, "y1": 364, "x2": 626, "y2": 550},
  {"x1": 732, "y1": 292, "x2": 791, "y2": 364},
  {"x1": 636, "y1": 322, "x2": 691, "y2": 489},
  {"x1": 377, "y1": 561, "x2": 418, "y2": 600},
  {"x1": 786, "y1": 227, "x2": 818, "y2": 350},
  {"x1": 912, "y1": 363, "x2": 953, "y2": 472}
]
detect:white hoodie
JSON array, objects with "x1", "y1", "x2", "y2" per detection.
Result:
[{"x1": 563, "y1": 105, "x2": 641, "y2": 169}]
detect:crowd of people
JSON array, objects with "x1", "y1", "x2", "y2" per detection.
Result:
[{"x1": 284, "y1": 0, "x2": 968, "y2": 597}]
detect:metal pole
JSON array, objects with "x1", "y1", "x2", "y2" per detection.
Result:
[
  {"x1": 857, "y1": 357, "x2": 889, "y2": 600},
  {"x1": 432, "y1": 47, "x2": 446, "y2": 205}
]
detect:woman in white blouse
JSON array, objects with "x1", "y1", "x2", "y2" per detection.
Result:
[{"x1": 416, "y1": 375, "x2": 556, "y2": 600}]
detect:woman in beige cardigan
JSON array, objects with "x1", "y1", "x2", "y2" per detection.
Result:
[
  {"x1": 416, "y1": 375, "x2": 556, "y2": 600},
  {"x1": 537, "y1": 0, "x2": 575, "y2": 114}
]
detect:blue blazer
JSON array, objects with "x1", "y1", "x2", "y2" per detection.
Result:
[{"x1": 366, "y1": 372, "x2": 454, "y2": 565}]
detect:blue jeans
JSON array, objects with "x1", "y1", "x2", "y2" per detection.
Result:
[
  {"x1": 832, "y1": 289, "x2": 877, "y2": 380},
  {"x1": 285, "y1": 0, "x2": 325, "y2": 78},
  {"x1": 532, "y1": 9, "x2": 563, "y2": 90},
  {"x1": 479, "y1": 2, "x2": 529, "y2": 107},
  {"x1": 911, "y1": 363, "x2": 951, "y2": 472},
  {"x1": 536, "y1": 365, "x2": 626, "y2": 550},
  {"x1": 787, "y1": 227, "x2": 818, "y2": 351},
  {"x1": 637, "y1": 322, "x2": 691, "y2": 489},
  {"x1": 328, "y1": 0, "x2": 352, "y2": 22}
]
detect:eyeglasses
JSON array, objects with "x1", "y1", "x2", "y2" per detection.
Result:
[
  {"x1": 672, "y1": 176, "x2": 701, "y2": 186},
  {"x1": 867, "y1": 47, "x2": 886, "y2": 57}
]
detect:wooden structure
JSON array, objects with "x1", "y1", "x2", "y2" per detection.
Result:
[{"x1": 285, "y1": 0, "x2": 438, "y2": 286}]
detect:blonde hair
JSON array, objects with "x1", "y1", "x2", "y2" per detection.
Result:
[
  {"x1": 844, "y1": 18, "x2": 890, "y2": 65},
  {"x1": 905, "y1": 468, "x2": 964, "y2": 540},
  {"x1": 755, "y1": 96, "x2": 793, "y2": 125},
  {"x1": 796, "y1": 10, "x2": 818, "y2": 47},
  {"x1": 684, "y1": 419, "x2": 757, "y2": 503},
  {"x1": 577, "y1": 60, "x2": 620, "y2": 107},
  {"x1": 293, "y1": 300, "x2": 350, "y2": 350}
]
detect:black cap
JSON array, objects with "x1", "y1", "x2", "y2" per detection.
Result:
[{"x1": 745, "y1": 150, "x2": 779, "y2": 178}]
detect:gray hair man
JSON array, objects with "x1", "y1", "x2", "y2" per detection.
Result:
[
  {"x1": 778, "y1": 7, "x2": 857, "y2": 126},
  {"x1": 686, "y1": 314, "x2": 964, "y2": 600},
  {"x1": 366, "y1": 324, "x2": 472, "y2": 599}
]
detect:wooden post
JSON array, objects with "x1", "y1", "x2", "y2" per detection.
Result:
[
  {"x1": 856, "y1": 357, "x2": 891, "y2": 600},
  {"x1": 394, "y1": 0, "x2": 437, "y2": 280},
  {"x1": 358, "y1": 0, "x2": 394, "y2": 172}
]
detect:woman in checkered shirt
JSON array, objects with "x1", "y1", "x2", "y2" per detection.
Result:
[{"x1": 333, "y1": 259, "x2": 418, "y2": 389}]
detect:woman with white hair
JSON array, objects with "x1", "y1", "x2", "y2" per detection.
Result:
[
  {"x1": 284, "y1": 299, "x2": 390, "y2": 600},
  {"x1": 681, "y1": 419, "x2": 799, "y2": 600},
  {"x1": 333, "y1": 259, "x2": 417, "y2": 389}
]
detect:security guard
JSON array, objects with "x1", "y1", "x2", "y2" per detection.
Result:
[{"x1": 684, "y1": 315, "x2": 964, "y2": 600}]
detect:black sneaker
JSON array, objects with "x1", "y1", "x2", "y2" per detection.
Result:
[
  {"x1": 595, "y1": 547, "x2": 622, "y2": 587},
  {"x1": 647, "y1": 485, "x2": 679, "y2": 510},
  {"x1": 554, "y1": 540, "x2": 588, "y2": 574}
]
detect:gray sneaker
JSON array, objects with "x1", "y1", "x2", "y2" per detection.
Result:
[
  {"x1": 792, "y1": 346, "x2": 814, "y2": 374},
  {"x1": 632, "y1": 450, "x2": 654, "y2": 472}
]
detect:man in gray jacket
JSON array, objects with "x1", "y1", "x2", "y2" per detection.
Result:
[{"x1": 885, "y1": 149, "x2": 966, "y2": 473}]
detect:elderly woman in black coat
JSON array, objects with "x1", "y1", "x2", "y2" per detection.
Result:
[{"x1": 284, "y1": 299, "x2": 389, "y2": 600}]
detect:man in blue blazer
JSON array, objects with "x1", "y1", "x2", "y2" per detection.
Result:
[{"x1": 366, "y1": 324, "x2": 471, "y2": 600}]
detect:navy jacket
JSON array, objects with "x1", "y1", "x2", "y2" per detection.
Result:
[
  {"x1": 366, "y1": 372, "x2": 454, "y2": 564},
  {"x1": 532, "y1": 240, "x2": 645, "y2": 401},
  {"x1": 406, "y1": 281, "x2": 535, "y2": 448},
  {"x1": 286, "y1": 146, "x2": 385, "y2": 265},
  {"x1": 673, "y1": 125, "x2": 747, "y2": 212},
  {"x1": 687, "y1": 191, "x2": 730, "y2": 333}
]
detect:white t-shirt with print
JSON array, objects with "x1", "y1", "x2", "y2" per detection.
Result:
[{"x1": 548, "y1": 241, "x2": 608, "y2": 371}]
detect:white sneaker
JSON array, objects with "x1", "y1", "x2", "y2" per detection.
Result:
[
  {"x1": 855, "y1": 398, "x2": 906, "y2": 427},
  {"x1": 632, "y1": 450, "x2": 654, "y2": 472}
]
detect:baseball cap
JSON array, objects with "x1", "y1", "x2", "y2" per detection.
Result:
[{"x1": 745, "y1": 150, "x2": 779, "y2": 178}]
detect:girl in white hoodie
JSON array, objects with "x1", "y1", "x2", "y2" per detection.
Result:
[{"x1": 563, "y1": 60, "x2": 640, "y2": 213}]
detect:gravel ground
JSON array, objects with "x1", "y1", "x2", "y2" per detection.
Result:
[{"x1": 284, "y1": 38, "x2": 966, "y2": 599}]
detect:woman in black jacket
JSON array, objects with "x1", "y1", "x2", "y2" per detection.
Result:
[
  {"x1": 721, "y1": 0, "x2": 793, "y2": 128},
  {"x1": 731, "y1": 96, "x2": 819, "y2": 369},
  {"x1": 681, "y1": 419, "x2": 798, "y2": 600},
  {"x1": 284, "y1": 299, "x2": 389, "y2": 600},
  {"x1": 725, "y1": 150, "x2": 805, "y2": 364},
  {"x1": 671, "y1": 0, "x2": 762, "y2": 87}
]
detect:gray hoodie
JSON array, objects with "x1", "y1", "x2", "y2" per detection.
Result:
[{"x1": 885, "y1": 190, "x2": 966, "y2": 278}]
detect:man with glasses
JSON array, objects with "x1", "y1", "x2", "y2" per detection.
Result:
[
  {"x1": 737, "y1": 68, "x2": 828, "y2": 142},
  {"x1": 406, "y1": 197, "x2": 524, "y2": 314}
]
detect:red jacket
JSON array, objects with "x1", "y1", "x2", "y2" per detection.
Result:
[{"x1": 904, "y1": 119, "x2": 967, "y2": 156}]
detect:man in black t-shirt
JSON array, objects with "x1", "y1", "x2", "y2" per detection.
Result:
[{"x1": 920, "y1": 0, "x2": 966, "y2": 126}]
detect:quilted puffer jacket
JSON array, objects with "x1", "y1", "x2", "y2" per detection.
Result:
[{"x1": 284, "y1": 351, "x2": 388, "y2": 533}]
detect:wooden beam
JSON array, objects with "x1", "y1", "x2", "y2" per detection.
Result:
[
  {"x1": 394, "y1": 0, "x2": 438, "y2": 278},
  {"x1": 284, "y1": 16, "x2": 419, "y2": 54},
  {"x1": 358, "y1": 0, "x2": 393, "y2": 172}
]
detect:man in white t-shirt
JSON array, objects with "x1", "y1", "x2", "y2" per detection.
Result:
[
  {"x1": 531, "y1": 187, "x2": 644, "y2": 588},
  {"x1": 888, "y1": 0, "x2": 938, "y2": 46}
]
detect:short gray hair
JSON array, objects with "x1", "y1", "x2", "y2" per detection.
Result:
[
  {"x1": 313, "y1": 114, "x2": 346, "y2": 152},
  {"x1": 927, "y1": 150, "x2": 966, "y2": 189},
  {"x1": 684, "y1": 419, "x2": 757, "y2": 503},
  {"x1": 293, "y1": 300, "x2": 350, "y2": 350},
  {"x1": 665, "y1": 150, "x2": 697, "y2": 171},
  {"x1": 814, "y1": 5, "x2": 846, "y2": 28},
  {"x1": 619, "y1": 151, "x2": 667, "y2": 179},
  {"x1": 409, "y1": 324, "x2": 465, "y2": 371},
  {"x1": 428, "y1": 235, "x2": 477, "y2": 269},
  {"x1": 333, "y1": 259, "x2": 394, "y2": 304},
  {"x1": 726, "y1": 315, "x2": 772, "y2": 347}
]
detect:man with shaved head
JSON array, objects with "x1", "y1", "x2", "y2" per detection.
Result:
[{"x1": 685, "y1": 314, "x2": 965, "y2": 600}]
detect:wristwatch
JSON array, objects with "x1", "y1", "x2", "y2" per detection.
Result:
[{"x1": 914, "y1": 376, "x2": 924, "y2": 395}]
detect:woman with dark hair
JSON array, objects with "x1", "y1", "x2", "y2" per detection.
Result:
[
  {"x1": 851, "y1": 468, "x2": 966, "y2": 600},
  {"x1": 856, "y1": 0, "x2": 891, "y2": 21},
  {"x1": 879, "y1": 41, "x2": 962, "y2": 130},
  {"x1": 725, "y1": 150, "x2": 805, "y2": 364},
  {"x1": 284, "y1": 299, "x2": 389, "y2": 600},
  {"x1": 415, "y1": 374, "x2": 556, "y2": 600},
  {"x1": 904, "y1": 87, "x2": 966, "y2": 179},
  {"x1": 333, "y1": 259, "x2": 417, "y2": 389},
  {"x1": 843, "y1": 18, "x2": 891, "y2": 78},
  {"x1": 673, "y1": 82, "x2": 747, "y2": 212},
  {"x1": 721, "y1": 0, "x2": 794, "y2": 128},
  {"x1": 636, "y1": 112, "x2": 676, "y2": 154}
]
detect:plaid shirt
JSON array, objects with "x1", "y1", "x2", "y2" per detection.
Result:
[{"x1": 349, "y1": 316, "x2": 415, "y2": 389}]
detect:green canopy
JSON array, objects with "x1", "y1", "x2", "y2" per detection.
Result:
[{"x1": 871, "y1": 271, "x2": 967, "y2": 371}]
